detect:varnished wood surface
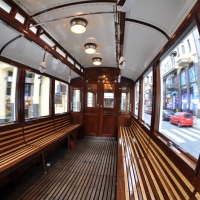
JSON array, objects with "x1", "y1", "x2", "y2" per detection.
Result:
[
  {"x1": 0, "y1": 114, "x2": 81, "y2": 179},
  {"x1": 117, "y1": 117, "x2": 200, "y2": 199},
  {"x1": 17, "y1": 139, "x2": 117, "y2": 200}
]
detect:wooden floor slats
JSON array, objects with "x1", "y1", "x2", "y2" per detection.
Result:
[{"x1": 17, "y1": 139, "x2": 117, "y2": 200}]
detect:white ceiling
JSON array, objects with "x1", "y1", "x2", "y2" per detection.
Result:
[
  {"x1": 122, "y1": 22, "x2": 168, "y2": 81},
  {"x1": 0, "y1": 22, "x2": 79, "y2": 81},
  {"x1": 4, "y1": 0, "x2": 198, "y2": 81},
  {"x1": 0, "y1": 21, "x2": 20, "y2": 50},
  {"x1": 13, "y1": 1, "x2": 117, "y2": 68}
]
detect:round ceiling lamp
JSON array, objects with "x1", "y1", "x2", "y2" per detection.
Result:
[
  {"x1": 92, "y1": 57, "x2": 102, "y2": 66},
  {"x1": 84, "y1": 43, "x2": 97, "y2": 54},
  {"x1": 70, "y1": 18, "x2": 88, "y2": 34}
]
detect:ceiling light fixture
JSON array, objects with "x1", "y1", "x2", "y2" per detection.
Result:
[
  {"x1": 84, "y1": 43, "x2": 97, "y2": 54},
  {"x1": 70, "y1": 18, "x2": 88, "y2": 34},
  {"x1": 92, "y1": 57, "x2": 102, "y2": 66},
  {"x1": 39, "y1": 51, "x2": 46, "y2": 73}
]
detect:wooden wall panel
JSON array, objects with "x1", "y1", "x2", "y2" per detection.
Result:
[
  {"x1": 84, "y1": 114, "x2": 97, "y2": 136},
  {"x1": 118, "y1": 114, "x2": 131, "y2": 127},
  {"x1": 70, "y1": 113, "x2": 83, "y2": 125},
  {"x1": 101, "y1": 115, "x2": 115, "y2": 137}
]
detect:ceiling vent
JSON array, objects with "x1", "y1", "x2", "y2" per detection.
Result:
[{"x1": 117, "y1": 0, "x2": 134, "y2": 12}]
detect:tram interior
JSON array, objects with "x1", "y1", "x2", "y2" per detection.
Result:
[{"x1": 0, "y1": 0, "x2": 200, "y2": 199}]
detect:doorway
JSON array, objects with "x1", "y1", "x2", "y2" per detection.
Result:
[{"x1": 84, "y1": 81, "x2": 117, "y2": 137}]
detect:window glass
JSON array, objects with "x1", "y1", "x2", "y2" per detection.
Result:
[
  {"x1": 135, "y1": 81, "x2": 140, "y2": 116},
  {"x1": 160, "y1": 25, "x2": 200, "y2": 159},
  {"x1": 0, "y1": 1, "x2": 12, "y2": 13},
  {"x1": 121, "y1": 87, "x2": 130, "y2": 113},
  {"x1": 87, "y1": 84, "x2": 97, "y2": 107},
  {"x1": 143, "y1": 70, "x2": 153, "y2": 126},
  {"x1": 25, "y1": 71, "x2": 50, "y2": 119},
  {"x1": 72, "y1": 87, "x2": 81, "y2": 112},
  {"x1": 55, "y1": 80, "x2": 68, "y2": 114},
  {"x1": 0, "y1": 62, "x2": 18, "y2": 124},
  {"x1": 104, "y1": 84, "x2": 114, "y2": 108}
]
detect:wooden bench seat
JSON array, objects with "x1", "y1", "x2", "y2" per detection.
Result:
[
  {"x1": 0, "y1": 124, "x2": 38, "y2": 178},
  {"x1": 0, "y1": 114, "x2": 81, "y2": 180},
  {"x1": 117, "y1": 117, "x2": 200, "y2": 200},
  {"x1": 54, "y1": 115, "x2": 81, "y2": 135}
]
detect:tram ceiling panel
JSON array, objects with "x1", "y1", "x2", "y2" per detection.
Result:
[
  {"x1": 13, "y1": 1, "x2": 117, "y2": 68},
  {"x1": 0, "y1": 21, "x2": 20, "y2": 51},
  {"x1": 123, "y1": 22, "x2": 168, "y2": 81},
  {"x1": 1, "y1": 37, "x2": 79, "y2": 80},
  {"x1": 126, "y1": 0, "x2": 197, "y2": 37}
]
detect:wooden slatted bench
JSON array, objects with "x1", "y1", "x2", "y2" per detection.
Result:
[
  {"x1": 0, "y1": 124, "x2": 38, "y2": 179},
  {"x1": 23, "y1": 114, "x2": 81, "y2": 172},
  {"x1": 0, "y1": 114, "x2": 81, "y2": 180},
  {"x1": 117, "y1": 117, "x2": 200, "y2": 200},
  {"x1": 54, "y1": 115, "x2": 81, "y2": 148}
]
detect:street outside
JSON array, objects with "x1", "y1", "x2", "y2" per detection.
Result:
[{"x1": 143, "y1": 112, "x2": 200, "y2": 159}]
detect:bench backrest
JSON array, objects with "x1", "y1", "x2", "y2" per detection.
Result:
[
  {"x1": 54, "y1": 115, "x2": 71, "y2": 131},
  {"x1": 0, "y1": 125, "x2": 26, "y2": 158},
  {"x1": 23, "y1": 119, "x2": 55, "y2": 145}
]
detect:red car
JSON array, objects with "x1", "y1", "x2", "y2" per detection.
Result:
[
  {"x1": 144, "y1": 106, "x2": 152, "y2": 115},
  {"x1": 170, "y1": 112, "x2": 193, "y2": 127}
]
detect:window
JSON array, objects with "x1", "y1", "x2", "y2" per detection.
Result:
[
  {"x1": 189, "y1": 66, "x2": 197, "y2": 83},
  {"x1": 181, "y1": 42, "x2": 185, "y2": 54},
  {"x1": 177, "y1": 47, "x2": 180, "y2": 56},
  {"x1": 160, "y1": 25, "x2": 200, "y2": 160},
  {"x1": 0, "y1": 62, "x2": 18, "y2": 124},
  {"x1": 181, "y1": 71, "x2": 186, "y2": 86},
  {"x1": 72, "y1": 88, "x2": 81, "y2": 112},
  {"x1": 15, "y1": 13, "x2": 25, "y2": 24},
  {"x1": 142, "y1": 70, "x2": 153, "y2": 126},
  {"x1": 104, "y1": 84, "x2": 114, "y2": 108},
  {"x1": 87, "y1": 84, "x2": 97, "y2": 107},
  {"x1": 25, "y1": 71, "x2": 50, "y2": 119},
  {"x1": 121, "y1": 87, "x2": 130, "y2": 113},
  {"x1": 55, "y1": 80, "x2": 68, "y2": 114},
  {"x1": 0, "y1": 1, "x2": 12, "y2": 13},
  {"x1": 187, "y1": 39, "x2": 191, "y2": 51}
]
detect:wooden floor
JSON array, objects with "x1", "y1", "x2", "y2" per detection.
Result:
[{"x1": 17, "y1": 139, "x2": 117, "y2": 200}]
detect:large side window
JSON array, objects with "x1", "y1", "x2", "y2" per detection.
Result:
[
  {"x1": 135, "y1": 81, "x2": 140, "y2": 117},
  {"x1": 142, "y1": 69, "x2": 153, "y2": 126},
  {"x1": 0, "y1": 62, "x2": 18, "y2": 124},
  {"x1": 55, "y1": 80, "x2": 68, "y2": 114},
  {"x1": 25, "y1": 71, "x2": 50, "y2": 119},
  {"x1": 72, "y1": 87, "x2": 81, "y2": 112},
  {"x1": 160, "y1": 25, "x2": 200, "y2": 160},
  {"x1": 120, "y1": 87, "x2": 130, "y2": 114}
]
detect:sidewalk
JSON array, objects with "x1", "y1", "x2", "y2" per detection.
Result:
[{"x1": 193, "y1": 116, "x2": 200, "y2": 129}]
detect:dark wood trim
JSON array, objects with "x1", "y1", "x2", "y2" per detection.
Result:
[
  {"x1": 31, "y1": 1, "x2": 116, "y2": 17},
  {"x1": 138, "y1": 78, "x2": 143, "y2": 121},
  {"x1": 0, "y1": 35, "x2": 22, "y2": 54},
  {"x1": 151, "y1": 61, "x2": 160, "y2": 134},
  {"x1": 50, "y1": 78, "x2": 54, "y2": 116},
  {"x1": 19, "y1": 67, "x2": 26, "y2": 123},
  {"x1": 119, "y1": 12, "x2": 126, "y2": 57},
  {"x1": 195, "y1": 12, "x2": 200, "y2": 34},
  {"x1": 125, "y1": 18, "x2": 170, "y2": 40}
]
